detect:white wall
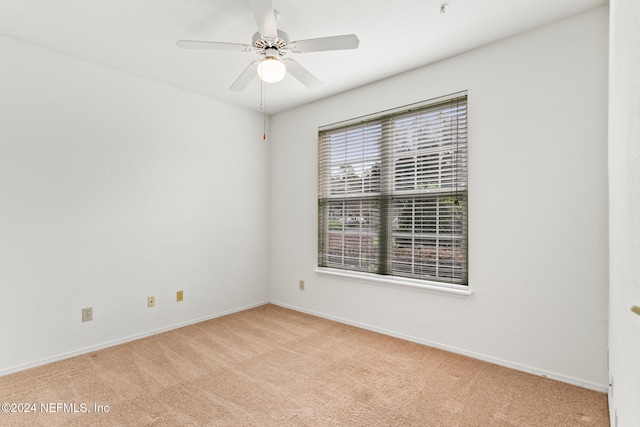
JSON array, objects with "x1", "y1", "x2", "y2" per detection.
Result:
[
  {"x1": 608, "y1": 0, "x2": 640, "y2": 424},
  {"x1": 0, "y1": 35, "x2": 269, "y2": 374},
  {"x1": 269, "y1": 7, "x2": 609, "y2": 390}
]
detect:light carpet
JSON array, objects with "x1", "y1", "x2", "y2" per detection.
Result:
[{"x1": 0, "y1": 304, "x2": 609, "y2": 426}]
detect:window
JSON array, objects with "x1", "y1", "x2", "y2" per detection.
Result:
[{"x1": 318, "y1": 93, "x2": 468, "y2": 287}]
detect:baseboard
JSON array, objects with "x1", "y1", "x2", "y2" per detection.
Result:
[
  {"x1": 270, "y1": 301, "x2": 609, "y2": 393},
  {"x1": 0, "y1": 300, "x2": 270, "y2": 378},
  {"x1": 2, "y1": 299, "x2": 609, "y2": 394}
]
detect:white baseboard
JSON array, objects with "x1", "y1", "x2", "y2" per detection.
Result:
[
  {"x1": 1, "y1": 299, "x2": 609, "y2": 394},
  {"x1": 270, "y1": 301, "x2": 609, "y2": 393},
  {"x1": 0, "y1": 301, "x2": 269, "y2": 378}
]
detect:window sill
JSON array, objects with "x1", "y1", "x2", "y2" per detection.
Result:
[{"x1": 314, "y1": 267, "x2": 473, "y2": 297}]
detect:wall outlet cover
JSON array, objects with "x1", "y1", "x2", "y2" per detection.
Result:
[{"x1": 82, "y1": 307, "x2": 93, "y2": 322}]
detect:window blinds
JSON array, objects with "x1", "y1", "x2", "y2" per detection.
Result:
[{"x1": 318, "y1": 94, "x2": 468, "y2": 285}]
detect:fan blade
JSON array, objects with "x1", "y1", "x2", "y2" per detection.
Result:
[
  {"x1": 283, "y1": 59, "x2": 323, "y2": 90},
  {"x1": 230, "y1": 60, "x2": 261, "y2": 91},
  {"x1": 177, "y1": 40, "x2": 252, "y2": 52},
  {"x1": 249, "y1": 0, "x2": 278, "y2": 39},
  {"x1": 289, "y1": 34, "x2": 359, "y2": 53}
]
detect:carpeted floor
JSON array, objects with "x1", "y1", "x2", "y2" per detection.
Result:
[{"x1": 0, "y1": 304, "x2": 609, "y2": 426}]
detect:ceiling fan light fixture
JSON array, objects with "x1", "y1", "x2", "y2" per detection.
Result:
[
  {"x1": 257, "y1": 57, "x2": 286, "y2": 83},
  {"x1": 177, "y1": 1, "x2": 358, "y2": 92}
]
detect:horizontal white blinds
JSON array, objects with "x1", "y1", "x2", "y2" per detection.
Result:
[
  {"x1": 318, "y1": 95, "x2": 468, "y2": 285},
  {"x1": 319, "y1": 98, "x2": 467, "y2": 198},
  {"x1": 318, "y1": 121, "x2": 383, "y2": 197}
]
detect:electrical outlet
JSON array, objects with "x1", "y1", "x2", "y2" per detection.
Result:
[
  {"x1": 176, "y1": 290, "x2": 183, "y2": 302},
  {"x1": 82, "y1": 307, "x2": 93, "y2": 322},
  {"x1": 299, "y1": 280, "x2": 305, "y2": 291},
  {"x1": 148, "y1": 296, "x2": 155, "y2": 308}
]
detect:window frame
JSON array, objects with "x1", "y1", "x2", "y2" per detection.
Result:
[{"x1": 317, "y1": 92, "x2": 469, "y2": 293}]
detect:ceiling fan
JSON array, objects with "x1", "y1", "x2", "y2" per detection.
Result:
[{"x1": 177, "y1": 0, "x2": 359, "y2": 91}]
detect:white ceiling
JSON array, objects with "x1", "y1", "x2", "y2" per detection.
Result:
[{"x1": 0, "y1": 0, "x2": 607, "y2": 114}]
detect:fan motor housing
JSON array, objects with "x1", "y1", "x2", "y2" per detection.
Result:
[{"x1": 252, "y1": 30, "x2": 289, "y2": 55}]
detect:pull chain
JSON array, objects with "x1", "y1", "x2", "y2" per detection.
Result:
[{"x1": 260, "y1": 78, "x2": 267, "y2": 140}]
